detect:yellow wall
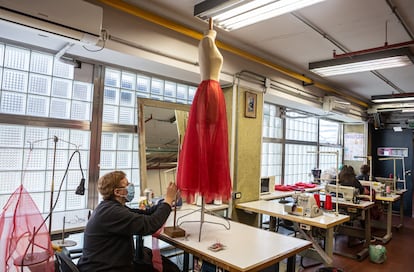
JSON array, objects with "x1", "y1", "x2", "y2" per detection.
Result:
[{"x1": 225, "y1": 86, "x2": 263, "y2": 226}]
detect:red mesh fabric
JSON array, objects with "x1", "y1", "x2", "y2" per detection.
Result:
[
  {"x1": 177, "y1": 80, "x2": 232, "y2": 203},
  {"x1": 151, "y1": 227, "x2": 163, "y2": 272},
  {"x1": 0, "y1": 185, "x2": 54, "y2": 272}
]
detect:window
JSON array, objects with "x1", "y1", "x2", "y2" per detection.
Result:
[
  {"x1": 261, "y1": 102, "x2": 343, "y2": 186},
  {"x1": 0, "y1": 43, "x2": 92, "y2": 213}
]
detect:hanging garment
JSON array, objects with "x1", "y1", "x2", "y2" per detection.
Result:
[
  {"x1": 177, "y1": 80, "x2": 231, "y2": 203},
  {"x1": 0, "y1": 185, "x2": 54, "y2": 272}
]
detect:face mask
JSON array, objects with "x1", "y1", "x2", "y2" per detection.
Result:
[{"x1": 123, "y1": 183, "x2": 135, "y2": 202}]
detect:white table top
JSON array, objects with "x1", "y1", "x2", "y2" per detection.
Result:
[
  {"x1": 161, "y1": 209, "x2": 311, "y2": 271},
  {"x1": 236, "y1": 200, "x2": 349, "y2": 229}
]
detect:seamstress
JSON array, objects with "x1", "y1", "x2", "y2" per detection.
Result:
[
  {"x1": 77, "y1": 170, "x2": 179, "y2": 272},
  {"x1": 338, "y1": 165, "x2": 368, "y2": 194},
  {"x1": 356, "y1": 164, "x2": 377, "y2": 181}
]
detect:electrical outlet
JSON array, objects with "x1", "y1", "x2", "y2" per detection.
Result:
[{"x1": 233, "y1": 192, "x2": 242, "y2": 199}]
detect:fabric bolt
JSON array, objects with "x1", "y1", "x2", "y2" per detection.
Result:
[{"x1": 177, "y1": 79, "x2": 231, "y2": 204}]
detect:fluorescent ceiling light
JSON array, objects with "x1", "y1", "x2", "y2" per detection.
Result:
[
  {"x1": 194, "y1": 0, "x2": 326, "y2": 31},
  {"x1": 371, "y1": 93, "x2": 414, "y2": 103},
  {"x1": 309, "y1": 48, "x2": 414, "y2": 77},
  {"x1": 401, "y1": 108, "x2": 414, "y2": 113}
]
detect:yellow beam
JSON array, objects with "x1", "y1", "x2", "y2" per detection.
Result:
[{"x1": 97, "y1": 0, "x2": 368, "y2": 108}]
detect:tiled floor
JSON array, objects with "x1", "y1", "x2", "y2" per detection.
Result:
[{"x1": 301, "y1": 215, "x2": 414, "y2": 272}]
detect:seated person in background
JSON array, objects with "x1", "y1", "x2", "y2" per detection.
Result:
[
  {"x1": 356, "y1": 164, "x2": 377, "y2": 181},
  {"x1": 338, "y1": 165, "x2": 368, "y2": 195},
  {"x1": 77, "y1": 170, "x2": 180, "y2": 272}
]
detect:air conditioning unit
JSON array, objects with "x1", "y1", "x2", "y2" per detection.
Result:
[
  {"x1": 322, "y1": 96, "x2": 351, "y2": 113},
  {"x1": 0, "y1": 0, "x2": 103, "y2": 44}
]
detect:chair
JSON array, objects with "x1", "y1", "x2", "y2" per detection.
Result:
[{"x1": 55, "y1": 250, "x2": 80, "y2": 272}]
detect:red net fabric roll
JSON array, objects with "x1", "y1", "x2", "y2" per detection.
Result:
[{"x1": 177, "y1": 80, "x2": 232, "y2": 203}]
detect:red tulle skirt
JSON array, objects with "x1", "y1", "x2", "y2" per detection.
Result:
[{"x1": 177, "y1": 80, "x2": 232, "y2": 203}]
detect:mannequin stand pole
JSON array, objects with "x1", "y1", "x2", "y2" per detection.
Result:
[{"x1": 176, "y1": 196, "x2": 230, "y2": 242}]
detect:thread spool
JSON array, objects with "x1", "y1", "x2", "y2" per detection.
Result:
[{"x1": 325, "y1": 194, "x2": 332, "y2": 210}]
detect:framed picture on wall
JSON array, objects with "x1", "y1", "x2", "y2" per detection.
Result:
[{"x1": 245, "y1": 91, "x2": 257, "y2": 118}]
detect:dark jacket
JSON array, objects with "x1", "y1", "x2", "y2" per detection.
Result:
[{"x1": 77, "y1": 199, "x2": 171, "y2": 272}]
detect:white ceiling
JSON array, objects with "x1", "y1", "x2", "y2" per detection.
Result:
[
  {"x1": 1, "y1": 0, "x2": 413, "y2": 125},
  {"x1": 124, "y1": 0, "x2": 414, "y2": 105}
]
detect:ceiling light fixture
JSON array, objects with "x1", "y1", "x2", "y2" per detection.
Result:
[
  {"x1": 194, "y1": 0, "x2": 326, "y2": 31},
  {"x1": 309, "y1": 48, "x2": 414, "y2": 77},
  {"x1": 371, "y1": 93, "x2": 414, "y2": 103}
]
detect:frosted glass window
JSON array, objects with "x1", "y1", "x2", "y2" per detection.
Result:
[
  {"x1": 320, "y1": 119, "x2": 340, "y2": 145},
  {"x1": 0, "y1": 171, "x2": 20, "y2": 193},
  {"x1": 120, "y1": 90, "x2": 134, "y2": 107},
  {"x1": 286, "y1": 113, "x2": 318, "y2": 142},
  {"x1": 53, "y1": 60, "x2": 74, "y2": 79},
  {"x1": 104, "y1": 87, "x2": 118, "y2": 105},
  {"x1": 71, "y1": 101, "x2": 90, "y2": 121},
  {"x1": 260, "y1": 142, "x2": 282, "y2": 182},
  {"x1": 0, "y1": 125, "x2": 24, "y2": 147},
  {"x1": 137, "y1": 75, "x2": 150, "y2": 93},
  {"x1": 151, "y1": 78, "x2": 164, "y2": 96},
  {"x1": 176, "y1": 84, "x2": 187, "y2": 100},
  {"x1": 30, "y1": 52, "x2": 53, "y2": 75},
  {"x1": 100, "y1": 151, "x2": 116, "y2": 169},
  {"x1": 0, "y1": 43, "x2": 4, "y2": 66},
  {"x1": 4, "y1": 46, "x2": 30, "y2": 70},
  {"x1": 164, "y1": 81, "x2": 176, "y2": 97},
  {"x1": 0, "y1": 149, "x2": 23, "y2": 170},
  {"x1": 102, "y1": 105, "x2": 118, "y2": 123},
  {"x1": 189, "y1": 86, "x2": 196, "y2": 101},
  {"x1": 73, "y1": 81, "x2": 92, "y2": 101},
  {"x1": 0, "y1": 41, "x2": 92, "y2": 213},
  {"x1": 2, "y1": 69, "x2": 28, "y2": 92},
  {"x1": 121, "y1": 71, "x2": 136, "y2": 90},
  {"x1": 50, "y1": 98, "x2": 70, "y2": 119},
  {"x1": 101, "y1": 133, "x2": 116, "y2": 150},
  {"x1": 119, "y1": 107, "x2": 134, "y2": 125},
  {"x1": 284, "y1": 144, "x2": 317, "y2": 185},
  {"x1": 104, "y1": 68, "x2": 120, "y2": 87},
  {"x1": 319, "y1": 146, "x2": 342, "y2": 173},
  {"x1": 22, "y1": 171, "x2": 47, "y2": 193},
  {"x1": 262, "y1": 104, "x2": 282, "y2": 138},
  {"x1": 28, "y1": 73, "x2": 51, "y2": 95},
  {"x1": 118, "y1": 134, "x2": 133, "y2": 150},
  {"x1": 52, "y1": 78, "x2": 73, "y2": 98},
  {"x1": 117, "y1": 151, "x2": 132, "y2": 168},
  {"x1": 27, "y1": 95, "x2": 50, "y2": 117},
  {"x1": 1, "y1": 91, "x2": 26, "y2": 114}
]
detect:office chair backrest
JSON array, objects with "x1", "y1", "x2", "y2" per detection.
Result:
[{"x1": 55, "y1": 251, "x2": 80, "y2": 272}]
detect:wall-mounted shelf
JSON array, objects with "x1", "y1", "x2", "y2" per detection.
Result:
[{"x1": 377, "y1": 147, "x2": 408, "y2": 157}]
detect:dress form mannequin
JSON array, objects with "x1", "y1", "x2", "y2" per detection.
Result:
[
  {"x1": 177, "y1": 22, "x2": 231, "y2": 204},
  {"x1": 198, "y1": 29, "x2": 223, "y2": 81}
]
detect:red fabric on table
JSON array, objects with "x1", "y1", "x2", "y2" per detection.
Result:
[{"x1": 177, "y1": 80, "x2": 232, "y2": 204}]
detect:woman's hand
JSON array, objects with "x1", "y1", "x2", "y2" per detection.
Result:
[{"x1": 164, "y1": 182, "x2": 178, "y2": 207}]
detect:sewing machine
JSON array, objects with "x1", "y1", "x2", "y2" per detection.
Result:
[
  {"x1": 284, "y1": 193, "x2": 323, "y2": 218},
  {"x1": 325, "y1": 184, "x2": 359, "y2": 203},
  {"x1": 360, "y1": 181, "x2": 385, "y2": 193}
]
